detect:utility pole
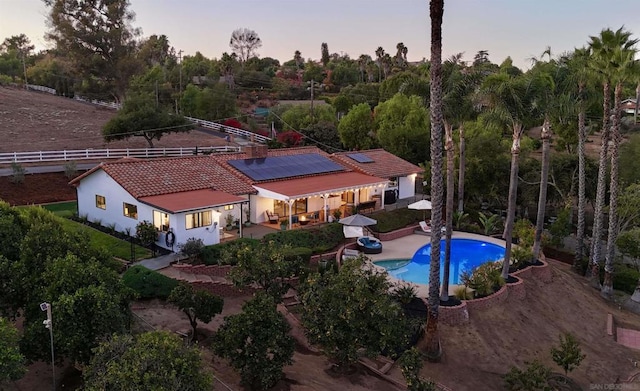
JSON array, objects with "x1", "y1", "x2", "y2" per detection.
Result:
[
  {"x1": 310, "y1": 79, "x2": 315, "y2": 120},
  {"x1": 41, "y1": 302, "x2": 55, "y2": 391},
  {"x1": 178, "y1": 50, "x2": 183, "y2": 114}
]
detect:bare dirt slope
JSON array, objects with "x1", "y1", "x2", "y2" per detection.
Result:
[
  {"x1": 0, "y1": 86, "x2": 227, "y2": 152},
  {"x1": 403, "y1": 260, "x2": 640, "y2": 390}
]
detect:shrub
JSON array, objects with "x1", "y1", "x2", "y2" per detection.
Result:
[
  {"x1": 135, "y1": 220, "x2": 158, "y2": 248},
  {"x1": 391, "y1": 282, "x2": 418, "y2": 305},
  {"x1": 548, "y1": 208, "x2": 571, "y2": 248},
  {"x1": 263, "y1": 223, "x2": 343, "y2": 254},
  {"x1": 503, "y1": 360, "x2": 551, "y2": 391},
  {"x1": 478, "y1": 212, "x2": 502, "y2": 235},
  {"x1": 200, "y1": 238, "x2": 261, "y2": 265},
  {"x1": 460, "y1": 261, "x2": 504, "y2": 298},
  {"x1": 10, "y1": 162, "x2": 25, "y2": 184},
  {"x1": 370, "y1": 208, "x2": 423, "y2": 233},
  {"x1": 64, "y1": 161, "x2": 78, "y2": 179},
  {"x1": 282, "y1": 246, "x2": 313, "y2": 264},
  {"x1": 510, "y1": 246, "x2": 534, "y2": 271},
  {"x1": 453, "y1": 285, "x2": 473, "y2": 300},
  {"x1": 122, "y1": 265, "x2": 179, "y2": 299},
  {"x1": 399, "y1": 347, "x2": 436, "y2": 391},
  {"x1": 613, "y1": 264, "x2": 639, "y2": 294},
  {"x1": 550, "y1": 332, "x2": 586, "y2": 377},
  {"x1": 178, "y1": 237, "x2": 204, "y2": 262},
  {"x1": 513, "y1": 218, "x2": 535, "y2": 248}
]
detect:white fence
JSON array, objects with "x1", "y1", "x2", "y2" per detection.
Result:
[
  {"x1": 74, "y1": 95, "x2": 122, "y2": 110},
  {"x1": 26, "y1": 84, "x2": 56, "y2": 95},
  {"x1": 0, "y1": 146, "x2": 241, "y2": 165},
  {"x1": 185, "y1": 116, "x2": 271, "y2": 143}
]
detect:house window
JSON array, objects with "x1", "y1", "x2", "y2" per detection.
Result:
[
  {"x1": 388, "y1": 177, "x2": 398, "y2": 188},
  {"x1": 224, "y1": 205, "x2": 234, "y2": 210},
  {"x1": 153, "y1": 210, "x2": 170, "y2": 232},
  {"x1": 123, "y1": 203, "x2": 138, "y2": 219},
  {"x1": 341, "y1": 191, "x2": 355, "y2": 204},
  {"x1": 95, "y1": 195, "x2": 106, "y2": 209},
  {"x1": 273, "y1": 199, "x2": 307, "y2": 216},
  {"x1": 186, "y1": 211, "x2": 212, "y2": 229}
]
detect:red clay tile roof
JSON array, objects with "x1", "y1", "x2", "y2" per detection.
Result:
[
  {"x1": 254, "y1": 172, "x2": 387, "y2": 199},
  {"x1": 331, "y1": 149, "x2": 422, "y2": 178},
  {"x1": 70, "y1": 156, "x2": 256, "y2": 198},
  {"x1": 139, "y1": 189, "x2": 246, "y2": 213}
]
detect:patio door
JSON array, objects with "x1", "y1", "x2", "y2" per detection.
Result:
[{"x1": 274, "y1": 199, "x2": 307, "y2": 216}]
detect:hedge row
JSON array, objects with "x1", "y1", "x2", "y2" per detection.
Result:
[{"x1": 122, "y1": 265, "x2": 179, "y2": 299}]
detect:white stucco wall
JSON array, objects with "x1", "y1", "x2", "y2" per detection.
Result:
[
  {"x1": 75, "y1": 170, "x2": 224, "y2": 252},
  {"x1": 398, "y1": 175, "x2": 417, "y2": 199}
]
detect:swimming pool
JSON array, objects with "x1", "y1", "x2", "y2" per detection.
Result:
[{"x1": 374, "y1": 238, "x2": 505, "y2": 285}]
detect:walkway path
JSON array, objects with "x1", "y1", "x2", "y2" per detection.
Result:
[{"x1": 132, "y1": 253, "x2": 183, "y2": 271}]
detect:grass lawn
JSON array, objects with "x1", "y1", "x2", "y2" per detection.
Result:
[
  {"x1": 57, "y1": 217, "x2": 152, "y2": 261},
  {"x1": 41, "y1": 201, "x2": 77, "y2": 218}
]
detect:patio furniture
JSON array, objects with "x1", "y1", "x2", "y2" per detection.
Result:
[
  {"x1": 358, "y1": 200, "x2": 377, "y2": 214},
  {"x1": 357, "y1": 236, "x2": 383, "y2": 254},
  {"x1": 342, "y1": 248, "x2": 361, "y2": 262},
  {"x1": 418, "y1": 220, "x2": 445, "y2": 234},
  {"x1": 266, "y1": 210, "x2": 280, "y2": 224}
]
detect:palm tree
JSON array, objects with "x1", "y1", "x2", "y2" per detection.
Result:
[
  {"x1": 588, "y1": 27, "x2": 637, "y2": 286},
  {"x1": 532, "y1": 117, "x2": 552, "y2": 260},
  {"x1": 382, "y1": 53, "x2": 392, "y2": 79},
  {"x1": 560, "y1": 47, "x2": 593, "y2": 270},
  {"x1": 375, "y1": 46, "x2": 385, "y2": 82},
  {"x1": 358, "y1": 54, "x2": 371, "y2": 83},
  {"x1": 603, "y1": 41, "x2": 638, "y2": 297},
  {"x1": 479, "y1": 71, "x2": 539, "y2": 280},
  {"x1": 395, "y1": 42, "x2": 407, "y2": 68},
  {"x1": 420, "y1": 0, "x2": 444, "y2": 361}
]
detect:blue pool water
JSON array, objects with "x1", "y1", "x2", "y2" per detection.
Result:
[{"x1": 374, "y1": 239, "x2": 505, "y2": 285}]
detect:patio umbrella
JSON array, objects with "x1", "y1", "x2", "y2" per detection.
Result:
[
  {"x1": 408, "y1": 199, "x2": 432, "y2": 221},
  {"x1": 339, "y1": 214, "x2": 377, "y2": 239},
  {"x1": 338, "y1": 214, "x2": 377, "y2": 227}
]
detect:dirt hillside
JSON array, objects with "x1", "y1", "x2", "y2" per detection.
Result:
[
  {"x1": 0, "y1": 86, "x2": 228, "y2": 152},
  {"x1": 408, "y1": 261, "x2": 640, "y2": 390}
]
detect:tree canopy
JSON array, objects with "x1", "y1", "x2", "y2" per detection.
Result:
[
  {"x1": 83, "y1": 331, "x2": 212, "y2": 391},
  {"x1": 229, "y1": 28, "x2": 262, "y2": 63}
]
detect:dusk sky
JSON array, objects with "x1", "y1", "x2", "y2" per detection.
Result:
[{"x1": 2, "y1": 0, "x2": 640, "y2": 70}]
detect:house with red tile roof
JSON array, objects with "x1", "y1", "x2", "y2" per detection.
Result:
[{"x1": 69, "y1": 146, "x2": 422, "y2": 251}]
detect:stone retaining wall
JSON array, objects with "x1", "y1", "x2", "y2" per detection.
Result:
[
  {"x1": 440, "y1": 260, "x2": 551, "y2": 325},
  {"x1": 439, "y1": 302, "x2": 470, "y2": 326}
]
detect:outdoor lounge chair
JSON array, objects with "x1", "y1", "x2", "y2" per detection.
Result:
[
  {"x1": 419, "y1": 220, "x2": 445, "y2": 234},
  {"x1": 341, "y1": 248, "x2": 361, "y2": 262},
  {"x1": 266, "y1": 210, "x2": 280, "y2": 224},
  {"x1": 357, "y1": 236, "x2": 383, "y2": 254}
]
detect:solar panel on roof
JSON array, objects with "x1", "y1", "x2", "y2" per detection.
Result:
[
  {"x1": 347, "y1": 153, "x2": 374, "y2": 163},
  {"x1": 228, "y1": 153, "x2": 345, "y2": 181}
]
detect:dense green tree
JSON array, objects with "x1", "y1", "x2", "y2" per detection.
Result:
[
  {"x1": 228, "y1": 241, "x2": 305, "y2": 302},
  {"x1": 180, "y1": 83, "x2": 236, "y2": 120},
  {"x1": 0, "y1": 317, "x2": 25, "y2": 382},
  {"x1": 103, "y1": 91, "x2": 193, "y2": 147},
  {"x1": 275, "y1": 103, "x2": 336, "y2": 131},
  {"x1": 43, "y1": 0, "x2": 141, "y2": 101},
  {"x1": 617, "y1": 228, "x2": 640, "y2": 301},
  {"x1": 617, "y1": 184, "x2": 640, "y2": 234},
  {"x1": 321, "y1": 42, "x2": 330, "y2": 66},
  {"x1": 83, "y1": 331, "x2": 212, "y2": 391},
  {"x1": 338, "y1": 82, "x2": 380, "y2": 108},
  {"x1": 299, "y1": 258, "x2": 406, "y2": 371},
  {"x1": 0, "y1": 34, "x2": 34, "y2": 84},
  {"x1": 26, "y1": 53, "x2": 75, "y2": 96},
  {"x1": 379, "y1": 71, "x2": 424, "y2": 101},
  {"x1": 212, "y1": 293, "x2": 294, "y2": 390},
  {"x1": 300, "y1": 121, "x2": 342, "y2": 152},
  {"x1": 620, "y1": 133, "x2": 640, "y2": 186},
  {"x1": 337, "y1": 102, "x2": 377, "y2": 150},
  {"x1": 168, "y1": 283, "x2": 223, "y2": 341},
  {"x1": 374, "y1": 93, "x2": 430, "y2": 165},
  {"x1": 137, "y1": 34, "x2": 173, "y2": 69}
]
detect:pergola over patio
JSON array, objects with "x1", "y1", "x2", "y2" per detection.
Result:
[{"x1": 254, "y1": 172, "x2": 388, "y2": 227}]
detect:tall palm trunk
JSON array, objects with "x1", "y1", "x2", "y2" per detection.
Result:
[
  {"x1": 575, "y1": 83, "x2": 587, "y2": 270},
  {"x1": 501, "y1": 124, "x2": 524, "y2": 280},
  {"x1": 420, "y1": 0, "x2": 444, "y2": 362},
  {"x1": 635, "y1": 82, "x2": 640, "y2": 124},
  {"x1": 590, "y1": 80, "x2": 611, "y2": 284},
  {"x1": 602, "y1": 83, "x2": 623, "y2": 297},
  {"x1": 441, "y1": 122, "x2": 454, "y2": 301},
  {"x1": 457, "y1": 123, "x2": 466, "y2": 213},
  {"x1": 532, "y1": 117, "x2": 551, "y2": 260}
]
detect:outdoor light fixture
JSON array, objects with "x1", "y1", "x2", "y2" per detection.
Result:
[{"x1": 40, "y1": 302, "x2": 55, "y2": 391}]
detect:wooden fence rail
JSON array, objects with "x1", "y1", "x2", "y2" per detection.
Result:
[{"x1": 0, "y1": 146, "x2": 241, "y2": 165}]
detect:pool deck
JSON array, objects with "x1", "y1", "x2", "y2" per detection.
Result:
[{"x1": 367, "y1": 231, "x2": 507, "y2": 299}]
